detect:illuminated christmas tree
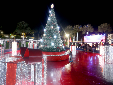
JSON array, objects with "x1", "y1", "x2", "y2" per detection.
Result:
[{"x1": 39, "y1": 4, "x2": 65, "y2": 52}]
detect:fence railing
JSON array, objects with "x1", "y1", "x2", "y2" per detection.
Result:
[{"x1": 0, "y1": 47, "x2": 4, "y2": 55}]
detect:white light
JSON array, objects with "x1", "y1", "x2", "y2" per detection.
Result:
[
  {"x1": 49, "y1": 10, "x2": 51, "y2": 13},
  {"x1": 87, "y1": 32, "x2": 88, "y2": 34},
  {"x1": 52, "y1": 43, "x2": 54, "y2": 46},
  {"x1": 44, "y1": 34, "x2": 46, "y2": 36},
  {"x1": 54, "y1": 35, "x2": 56, "y2": 38},
  {"x1": 66, "y1": 34, "x2": 69, "y2": 37},
  {"x1": 51, "y1": 26, "x2": 53, "y2": 28},
  {"x1": 48, "y1": 18, "x2": 50, "y2": 20},
  {"x1": 51, "y1": 73, "x2": 53, "y2": 77},
  {"x1": 40, "y1": 39, "x2": 43, "y2": 42},
  {"x1": 44, "y1": 29, "x2": 46, "y2": 31},
  {"x1": 57, "y1": 26, "x2": 60, "y2": 29}
]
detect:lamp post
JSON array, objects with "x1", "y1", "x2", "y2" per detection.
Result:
[
  {"x1": 77, "y1": 32, "x2": 78, "y2": 41},
  {"x1": 22, "y1": 33, "x2": 25, "y2": 40},
  {"x1": 66, "y1": 34, "x2": 69, "y2": 47}
]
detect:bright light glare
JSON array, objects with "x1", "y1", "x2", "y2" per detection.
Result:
[
  {"x1": 57, "y1": 26, "x2": 60, "y2": 29},
  {"x1": 44, "y1": 29, "x2": 46, "y2": 31},
  {"x1": 52, "y1": 43, "x2": 54, "y2": 46},
  {"x1": 48, "y1": 18, "x2": 50, "y2": 20},
  {"x1": 49, "y1": 10, "x2": 51, "y2": 13},
  {"x1": 54, "y1": 35, "x2": 56, "y2": 38},
  {"x1": 66, "y1": 34, "x2": 69, "y2": 37},
  {"x1": 40, "y1": 39, "x2": 43, "y2": 42}
]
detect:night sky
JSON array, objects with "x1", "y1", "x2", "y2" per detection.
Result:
[{"x1": 0, "y1": 1, "x2": 112, "y2": 34}]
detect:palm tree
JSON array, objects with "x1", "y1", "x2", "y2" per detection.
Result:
[
  {"x1": 73, "y1": 24, "x2": 82, "y2": 34},
  {"x1": 98, "y1": 23, "x2": 112, "y2": 33},
  {"x1": 81, "y1": 24, "x2": 94, "y2": 34},
  {"x1": 14, "y1": 21, "x2": 33, "y2": 39},
  {"x1": 64, "y1": 25, "x2": 74, "y2": 38},
  {"x1": 98, "y1": 23, "x2": 112, "y2": 43}
]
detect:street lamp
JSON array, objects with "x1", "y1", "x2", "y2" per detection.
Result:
[
  {"x1": 22, "y1": 33, "x2": 25, "y2": 40},
  {"x1": 65, "y1": 34, "x2": 69, "y2": 47}
]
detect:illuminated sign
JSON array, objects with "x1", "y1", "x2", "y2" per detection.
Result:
[{"x1": 84, "y1": 35, "x2": 105, "y2": 42}]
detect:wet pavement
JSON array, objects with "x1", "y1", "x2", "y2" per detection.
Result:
[{"x1": 0, "y1": 47, "x2": 113, "y2": 85}]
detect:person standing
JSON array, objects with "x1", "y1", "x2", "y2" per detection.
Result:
[
  {"x1": 69, "y1": 51, "x2": 73, "y2": 62},
  {"x1": 92, "y1": 43, "x2": 95, "y2": 53},
  {"x1": 84, "y1": 43, "x2": 87, "y2": 52},
  {"x1": 87, "y1": 44, "x2": 89, "y2": 52},
  {"x1": 82, "y1": 42, "x2": 85, "y2": 49}
]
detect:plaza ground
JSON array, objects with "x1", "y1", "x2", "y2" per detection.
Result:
[{"x1": 0, "y1": 49, "x2": 113, "y2": 85}]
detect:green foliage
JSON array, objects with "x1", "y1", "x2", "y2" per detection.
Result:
[
  {"x1": 81, "y1": 24, "x2": 94, "y2": 34},
  {"x1": 26, "y1": 42, "x2": 28, "y2": 47},
  {"x1": 15, "y1": 35, "x2": 21, "y2": 39},
  {"x1": 14, "y1": 21, "x2": 33, "y2": 35},
  {"x1": 19, "y1": 42, "x2": 21, "y2": 48},
  {"x1": 62, "y1": 25, "x2": 81, "y2": 39},
  {"x1": 6, "y1": 42, "x2": 9, "y2": 49},
  {"x1": 98, "y1": 23, "x2": 112, "y2": 33}
]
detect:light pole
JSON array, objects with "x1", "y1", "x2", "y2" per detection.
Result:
[
  {"x1": 66, "y1": 34, "x2": 69, "y2": 47},
  {"x1": 77, "y1": 32, "x2": 78, "y2": 41},
  {"x1": 22, "y1": 33, "x2": 25, "y2": 40}
]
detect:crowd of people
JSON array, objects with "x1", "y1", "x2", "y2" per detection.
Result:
[{"x1": 80, "y1": 42, "x2": 99, "y2": 52}]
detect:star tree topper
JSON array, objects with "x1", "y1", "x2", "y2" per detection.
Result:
[{"x1": 51, "y1": 4, "x2": 54, "y2": 8}]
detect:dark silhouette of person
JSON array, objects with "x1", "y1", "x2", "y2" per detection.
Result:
[{"x1": 69, "y1": 51, "x2": 73, "y2": 62}]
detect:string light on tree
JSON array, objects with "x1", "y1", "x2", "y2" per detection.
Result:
[
  {"x1": 51, "y1": 26, "x2": 53, "y2": 28},
  {"x1": 40, "y1": 39, "x2": 43, "y2": 42},
  {"x1": 54, "y1": 35, "x2": 57, "y2": 38},
  {"x1": 57, "y1": 26, "x2": 60, "y2": 29},
  {"x1": 49, "y1": 10, "x2": 51, "y2": 13},
  {"x1": 44, "y1": 29, "x2": 46, "y2": 31},
  {"x1": 52, "y1": 43, "x2": 54, "y2": 46},
  {"x1": 44, "y1": 34, "x2": 46, "y2": 36},
  {"x1": 48, "y1": 18, "x2": 50, "y2": 21}
]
